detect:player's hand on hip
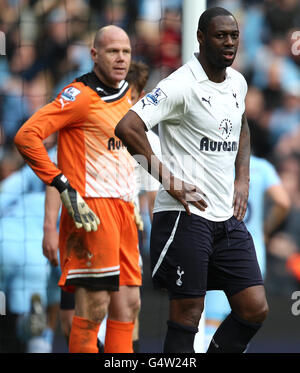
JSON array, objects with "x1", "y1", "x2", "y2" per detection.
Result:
[
  {"x1": 51, "y1": 174, "x2": 100, "y2": 232},
  {"x1": 233, "y1": 178, "x2": 249, "y2": 221},
  {"x1": 165, "y1": 176, "x2": 207, "y2": 215}
]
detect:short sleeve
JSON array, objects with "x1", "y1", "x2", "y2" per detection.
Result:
[
  {"x1": 239, "y1": 74, "x2": 248, "y2": 100},
  {"x1": 130, "y1": 78, "x2": 184, "y2": 130}
]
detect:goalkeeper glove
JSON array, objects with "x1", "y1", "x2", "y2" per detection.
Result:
[{"x1": 51, "y1": 174, "x2": 100, "y2": 232}]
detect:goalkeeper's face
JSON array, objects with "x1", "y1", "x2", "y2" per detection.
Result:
[
  {"x1": 91, "y1": 27, "x2": 131, "y2": 89},
  {"x1": 199, "y1": 15, "x2": 239, "y2": 69}
]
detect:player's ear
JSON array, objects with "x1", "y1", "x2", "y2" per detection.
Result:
[
  {"x1": 197, "y1": 29, "x2": 204, "y2": 45},
  {"x1": 91, "y1": 47, "x2": 97, "y2": 63}
]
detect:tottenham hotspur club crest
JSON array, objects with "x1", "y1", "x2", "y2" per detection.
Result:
[{"x1": 176, "y1": 266, "x2": 184, "y2": 287}]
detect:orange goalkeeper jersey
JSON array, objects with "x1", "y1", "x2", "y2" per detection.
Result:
[{"x1": 15, "y1": 71, "x2": 135, "y2": 201}]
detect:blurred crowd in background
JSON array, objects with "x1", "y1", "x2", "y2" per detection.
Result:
[{"x1": 0, "y1": 0, "x2": 299, "y2": 348}]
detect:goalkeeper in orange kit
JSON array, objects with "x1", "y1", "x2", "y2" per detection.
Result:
[{"x1": 15, "y1": 25, "x2": 141, "y2": 353}]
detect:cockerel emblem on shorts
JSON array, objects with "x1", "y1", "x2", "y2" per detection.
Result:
[
  {"x1": 86, "y1": 252, "x2": 93, "y2": 267},
  {"x1": 176, "y1": 266, "x2": 184, "y2": 287}
]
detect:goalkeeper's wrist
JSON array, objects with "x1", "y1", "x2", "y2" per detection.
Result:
[{"x1": 51, "y1": 174, "x2": 70, "y2": 193}]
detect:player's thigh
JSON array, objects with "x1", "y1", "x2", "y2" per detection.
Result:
[
  {"x1": 74, "y1": 286, "x2": 110, "y2": 321},
  {"x1": 150, "y1": 211, "x2": 214, "y2": 298},
  {"x1": 108, "y1": 285, "x2": 140, "y2": 322},
  {"x1": 208, "y1": 217, "x2": 264, "y2": 298},
  {"x1": 58, "y1": 199, "x2": 122, "y2": 292}
]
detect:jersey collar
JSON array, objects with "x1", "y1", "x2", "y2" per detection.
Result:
[
  {"x1": 76, "y1": 71, "x2": 129, "y2": 102},
  {"x1": 187, "y1": 53, "x2": 232, "y2": 83}
]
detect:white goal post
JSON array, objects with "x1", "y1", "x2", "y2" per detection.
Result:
[{"x1": 182, "y1": 0, "x2": 207, "y2": 64}]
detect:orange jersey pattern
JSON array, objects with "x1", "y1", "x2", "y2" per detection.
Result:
[{"x1": 15, "y1": 75, "x2": 136, "y2": 201}]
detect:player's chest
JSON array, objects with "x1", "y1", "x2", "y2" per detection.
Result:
[
  {"x1": 85, "y1": 98, "x2": 131, "y2": 136},
  {"x1": 187, "y1": 85, "x2": 244, "y2": 137}
]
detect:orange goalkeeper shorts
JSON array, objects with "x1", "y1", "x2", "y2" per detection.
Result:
[{"x1": 58, "y1": 198, "x2": 141, "y2": 293}]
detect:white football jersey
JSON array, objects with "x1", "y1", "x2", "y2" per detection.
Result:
[{"x1": 131, "y1": 54, "x2": 248, "y2": 221}]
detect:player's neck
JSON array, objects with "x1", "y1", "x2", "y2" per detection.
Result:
[
  {"x1": 197, "y1": 55, "x2": 226, "y2": 83},
  {"x1": 92, "y1": 68, "x2": 121, "y2": 89}
]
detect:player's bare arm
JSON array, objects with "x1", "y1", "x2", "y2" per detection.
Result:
[
  {"x1": 115, "y1": 110, "x2": 207, "y2": 215},
  {"x1": 233, "y1": 112, "x2": 250, "y2": 221},
  {"x1": 42, "y1": 185, "x2": 61, "y2": 266}
]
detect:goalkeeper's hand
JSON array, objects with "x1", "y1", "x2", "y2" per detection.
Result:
[{"x1": 51, "y1": 174, "x2": 100, "y2": 232}]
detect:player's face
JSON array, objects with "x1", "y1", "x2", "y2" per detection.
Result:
[
  {"x1": 92, "y1": 32, "x2": 131, "y2": 88},
  {"x1": 200, "y1": 15, "x2": 239, "y2": 68}
]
